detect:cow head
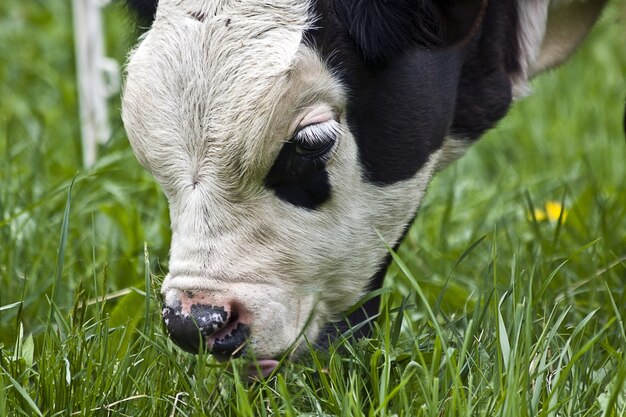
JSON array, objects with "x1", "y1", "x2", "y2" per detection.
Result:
[{"x1": 121, "y1": 0, "x2": 487, "y2": 372}]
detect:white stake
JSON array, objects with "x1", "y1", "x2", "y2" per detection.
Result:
[{"x1": 72, "y1": 0, "x2": 119, "y2": 167}]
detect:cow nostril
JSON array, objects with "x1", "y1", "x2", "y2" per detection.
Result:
[
  {"x1": 162, "y1": 305, "x2": 199, "y2": 354},
  {"x1": 162, "y1": 303, "x2": 227, "y2": 354},
  {"x1": 162, "y1": 303, "x2": 249, "y2": 357},
  {"x1": 190, "y1": 303, "x2": 229, "y2": 336}
]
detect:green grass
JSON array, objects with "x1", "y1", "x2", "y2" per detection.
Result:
[{"x1": 1, "y1": 1, "x2": 626, "y2": 416}]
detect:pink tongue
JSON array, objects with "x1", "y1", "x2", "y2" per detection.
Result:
[{"x1": 248, "y1": 359, "x2": 280, "y2": 379}]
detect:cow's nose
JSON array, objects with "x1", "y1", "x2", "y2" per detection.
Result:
[{"x1": 162, "y1": 298, "x2": 250, "y2": 358}]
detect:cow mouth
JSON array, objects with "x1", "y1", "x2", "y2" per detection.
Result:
[
  {"x1": 204, "y1": 323, "x2": 280, "y2": 379},
  {"x1": 204, "y1": 317, "x2": 248, "y2": 358},
  {"x1": 206, "y1": 332, "x2": 281, "y2": 379}
]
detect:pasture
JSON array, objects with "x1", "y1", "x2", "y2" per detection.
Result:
[{"x1": 1, "y1": 1, "x2": 625, "y2": 416}]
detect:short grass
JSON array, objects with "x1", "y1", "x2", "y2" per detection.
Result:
[{"x1": 1, "y1": 2, "x2": 625, "y2": 416}]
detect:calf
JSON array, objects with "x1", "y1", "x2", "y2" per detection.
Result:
[{"x1": 121, "y1": 0, "x2": 608, "y2": 374}]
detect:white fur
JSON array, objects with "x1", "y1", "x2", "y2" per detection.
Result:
[
  {"x1": 512, "y1": 0, "x2": 606, "y2": 98},
  {"x1": 512, "y1": 0, "x2": 550, "y2": 98},
  {"x1": 438, "y1": 136, "x2": 472, "y2": 171}
]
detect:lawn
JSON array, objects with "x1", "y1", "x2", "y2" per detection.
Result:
[{"x1": 1, "y1": 1, "x2": 625, "y2": 416}]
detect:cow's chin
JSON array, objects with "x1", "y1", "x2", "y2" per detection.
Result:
[
  {"x1": 244, "y1": 302, "x2": 326, "y2": 361},
  {"x1": 160, "y1": 279, "x2": 336, "y2": 363}
]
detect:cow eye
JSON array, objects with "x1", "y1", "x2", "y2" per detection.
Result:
[
  {"x1": 292, "y1": 121, "x2": 340, "y2": 161},
  {"x1": 294, "y1": 138, "x2": 334, "y2": 157}
]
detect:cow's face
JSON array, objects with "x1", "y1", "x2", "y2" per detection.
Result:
[{"x1": 122, "y1": 0, "x2": 484, "y2": 369}]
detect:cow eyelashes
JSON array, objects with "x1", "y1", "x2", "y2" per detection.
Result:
[{"x1": 292, "y1": 120, "x2": 340, "y2": 162}]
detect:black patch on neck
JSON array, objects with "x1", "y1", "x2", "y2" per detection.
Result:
[{"x1": 264, "y1": 142, "x2": 332, "y2": 210}]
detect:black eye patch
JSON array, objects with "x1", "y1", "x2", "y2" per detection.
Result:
[{"x1": 264, "y1": 124, "x2": 337, "y2": 210}]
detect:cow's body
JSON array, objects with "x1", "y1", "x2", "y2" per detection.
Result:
[{"x1": 122, "y1": 0, "x2": 608, "y2": 375}]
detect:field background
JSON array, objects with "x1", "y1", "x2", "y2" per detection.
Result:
[{"x1": 1, "y1": 1, "x2": 625, "y2": 416}]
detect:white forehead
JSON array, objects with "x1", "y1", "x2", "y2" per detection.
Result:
[
  {"x1": 122, "y1": 0, "x2": 328, "y2": 189},
  {"x1": 150, "y1": 0, "x2": 310, "y2": 69}
]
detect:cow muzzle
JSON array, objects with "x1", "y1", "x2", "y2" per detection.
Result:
[
  {"x1": 162, "y1": 291, "x2": 250, "y2": 359},
  {"x1": 160, "y1": 281, "x2": 321, "y2": 377}
]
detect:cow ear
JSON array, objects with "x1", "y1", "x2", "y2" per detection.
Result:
[{"x1": 334, "y1": 0, "x2": 487, "y2": 63}]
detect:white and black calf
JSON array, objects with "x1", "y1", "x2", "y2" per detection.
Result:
[{"x1": 121, "y1": 0, "x2": 609, "y2": 373}]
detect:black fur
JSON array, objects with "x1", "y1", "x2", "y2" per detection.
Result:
[
  {"x1": 264, "y1": 142, "x2": 332, "y2": 210},
  {"x1": 333, "y1": 0, "x2": 487, "y2": 64},
  {"x1": 333, "y1": 0, "x2": 442, "y2": 64},
  {"x1": 307, "y1": 0, "x2": 521, "y2": 185},
  {"x1": 450, "y1": 0, "x2": 521, "y2": 140},
  {"x1": 340, "y1": 48, "x2": 462, "y2": 184},
  {"x1": 122, "y1": 0, "x2": 158, "y2": 25}
]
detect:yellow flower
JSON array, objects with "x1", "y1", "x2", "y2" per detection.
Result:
[
  {"x1": 545, "y1": 201, "x2": 568, "y2": 223},
  {"x1": 532, "y1": 208, "x2": 547, "y2": 222},
  {"x1": 531, "y1": 201, "x2": 568, "y2": 223}
]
